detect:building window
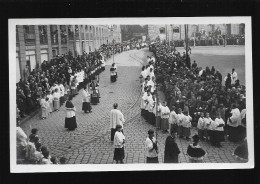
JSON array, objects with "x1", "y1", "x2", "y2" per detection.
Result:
[
  {"x1": 159, "y1": 27, "x2": 165, "y2": 34},
  {"x1": 40, "y1": 49, "x2": 48, "y2": 64},
  {"x1": 23, "y1": 25, "x2": 35, "y2": 45},
  {"x1": 50, "y1": 25, "x2": 58, "y2": 45},
  {"x1": 75, "y1": 25, "x2": 79, "y2": 40},
  {"x1": 39, "y1": 25, "x2": 48, "y2": 45},
  {"x1": 239, "y1": 23, "x2": 245, "y2": 35},
  {"x1": 25, "y1": 50, "x2": 36, "y2": 72},
  {"x1": 68, "y1": 25, "x2": 74, "y2": 40},
  {"x1": 81, "y1": 25, "x2": 84, "y2": 39},
  {"x1": 52, "y1": 49, "x2": 58, "y2": 57},
  {"x1": 60, "y1": 25, "x2": 67, "y2": 44}
]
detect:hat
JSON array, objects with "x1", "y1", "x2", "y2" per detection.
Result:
[
  {"x1": 116, "y1": 124, "x2": 122, "y2": 129},
  {"x1": 148, "y1": 129, "x2": 154, "y2": 135},
  {"x1": 192, "y1": 134, "x2": 200, "y2": 141}
]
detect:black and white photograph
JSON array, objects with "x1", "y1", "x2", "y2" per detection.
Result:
[{"x1": 9, "y1": 17, "x2": 254, "y2": 172}]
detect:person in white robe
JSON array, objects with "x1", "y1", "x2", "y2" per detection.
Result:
[
  {"x1": 227, "y1": 104, "x2": 241, "y2": 142},
  {"x1": 169, "y1": 106, "x2": 178, "y2": 133},
  {"x1": 145, "y1": 129, "x2": 159, "y2": 163},
  {"x1": 113, "y1": 125, "x2": 125, "y2": 164},
  {"x1": 41, "y1": 97, "x2": 49, "y2": 119},
  {"x1": 110, "y1": 103, "x2": 125, "y2": 141},
  {"x1": 50, "y1": 83, "x2": 57, "y2": 93},
  {"x1": 231, "y1": 68, "x2": 238, "y2": 84},
  {"x1": 176, "y1": 108, "x2": 185, "y2": 138},
  {"x1": 204, "y1": 112, "x2": 214, "y2": 141},
  {"x1": 144, "y1": 91, "x2": 154, "y2": 124},
  {"x1": 58, "y1": 82, "x2": 65, "y2": 105},
  {"x1": 141, "y1": 91, "x2": 148, "y2": 116},
  {"x1": 160, "y1": 101, "x2": 170, "y2": 133},
  {"x1": 182, "y1": 111, "x2": 192, "y2": 140},
  {"x1": 142, "y1": 78, "x2": 149, "y2": 94},
  {"x1": 82, "y1": 86, "x2": 92, "y2": 113},
  {"x1": 210, "y1": 113, "x2": 225, "y2": 147},
  {"x1": 53, "y1": 88, "x2": 60, "y2": 111},
  {"x1": 155, "y1": 100, "x2": 162, "y2": 129},
  {"x1": 46, "y1": 91, "x2": 54, "y2": 113},
  {"x1": 197, "y1": 112, "x2": 205, "y2": 140},
  {"x1": 149, "y1": 68, "x2": 155, "y2": 80}
]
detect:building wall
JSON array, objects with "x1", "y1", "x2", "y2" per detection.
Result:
[
  {"x1": 148, "y1": 24, "x2": 243, "y2": 41},
  {"x1": 16, "y1": 24, "x2": 118, "y2": 82}
]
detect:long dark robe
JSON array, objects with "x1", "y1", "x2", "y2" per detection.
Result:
[
  {"x1": 187, "y1": 144, "x2": 206, "y2": 158},
  {"x1": 234, "y1": 140, "x2": 248, "y2": 160},
  {"x1": 64, "y1": 101, "x2": 77, "y2": 130},
  {"x1": 164, "y1": 136, "x2": 180, "y2": 163}
]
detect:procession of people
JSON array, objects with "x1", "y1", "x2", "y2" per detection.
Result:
[{"x1": 16, "y1": 38, "x2": 248, "y2": 164}]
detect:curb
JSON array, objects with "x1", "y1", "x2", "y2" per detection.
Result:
[{"x1": 19, "y1": 109, "x2": 41, "y2": 126}]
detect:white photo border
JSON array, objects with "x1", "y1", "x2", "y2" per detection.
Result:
[{"x1": 9, "y1": 17, "x2": 254, "y2": 172}]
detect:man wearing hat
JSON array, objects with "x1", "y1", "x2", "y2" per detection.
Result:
[
  {"x1": 110, "y1": 103, "x2": 125, "y2": 141},
  {"x1": 145, "y1": 129, "x2": 159, "y2": 163}
]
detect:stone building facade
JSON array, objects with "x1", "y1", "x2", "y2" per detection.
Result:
[
  {"x1": 148, "y1": 24, "x2": 245, "y2": 41},
  {"x1": 16, "y1": 24, "x2": 121, "y2": 82}
]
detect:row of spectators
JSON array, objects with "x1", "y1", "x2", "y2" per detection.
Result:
[
  {"x1": 162, "y1": 34, "x2": 245, "y2": 47},
  {"x1": 17, "y1": 127, "x2": 67, "y2": 164},
  {"x1": 16, "y1": 41, "x2": 144, "y2": 121}
]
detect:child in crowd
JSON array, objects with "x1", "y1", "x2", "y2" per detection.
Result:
[
  {"x1": 197, "y1": 112, "x2": 205, "y2": 140},
  {"x1": 204, "y1": 112, "x2": 213, "y2": 142},
  {"x1": 211, "y1": 112, "x2": 225, "y2": 147},
  {"x1": 177, "y1": 108, "x2": 184, "y2": 138},
  {"x1": 182, "y1": 111, "x2": 192, "y2": 140}
]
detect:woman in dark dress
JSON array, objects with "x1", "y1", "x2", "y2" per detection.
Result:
[
  {"x1": 164, "y1": 130, "x2": 180, "y2": 163},
  {"x1": 65, "y1": 95, "x2": 77, "y2": 131},
  {"x1": 187, "y1": 134, "x2": 206, "y2": 163}
]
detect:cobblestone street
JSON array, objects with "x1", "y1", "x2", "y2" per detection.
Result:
[{"x1": 21, "y1": 48, "x2": 243, "y2": 164}]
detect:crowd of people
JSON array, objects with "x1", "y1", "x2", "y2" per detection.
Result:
[
  {"x1": 16, "y1": 40, "x2": 145, "y2": 121},
  {"x1": 16, "y1": 40, "x2": 144, "y2": 164},
  {"x1": 17, "y1": 49, "x2": 104, "y2": 120},
  {"x1": 139, "y1": 41, "x2": 247, "y2": 162},
  {"x1": 17, "y1": 126, "x2": 67, "y2": 164},
  {"x1": 16, "y1": 38, "x2": 248, "y2": 164},
  {"x1": 159, "y1": 34, "x2": 245, "y2": 48}
]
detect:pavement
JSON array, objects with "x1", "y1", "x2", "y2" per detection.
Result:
[
  {"x1": 176, "y1": 45, "x2": 245, "y2": 85},
  {"x1": 20, "y1": 47, "x2": 244, "y2": 164}
]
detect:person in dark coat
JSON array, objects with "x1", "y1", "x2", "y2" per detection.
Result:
[
  {"x1": 187, "y1": 134, "x2": 206, "y2": 163},
  {"x1": 233, "y1": 138, "x2": 248, "y2": 162},
  {"x1": 164, "y1": 130, "x2": 180, "y2": 163}
]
